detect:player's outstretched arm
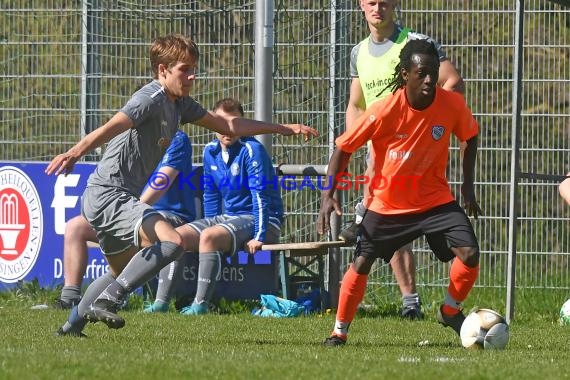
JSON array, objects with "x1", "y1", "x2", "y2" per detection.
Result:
[
  {"x1": 317, "y1": 148, "x2": 352, "y2": 235},
  {"x1": 45, "y1": 112, "x2": 133, "y2": 176},
  {"x1": 195, "y1": 111, "x2": 318, "y2": 140}
]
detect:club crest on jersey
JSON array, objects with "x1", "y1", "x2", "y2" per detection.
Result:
[
  {"x1": 231, "y1": 163, "x2": 240, "y2": 176},
  {"x1": 157, "y1": 137, "x2": 171, "y2": 149},
  {"x1": 431, "y1": 125, "x2": 445, "y2": 141}
]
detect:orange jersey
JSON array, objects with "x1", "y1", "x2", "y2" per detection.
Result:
[{"x1": 335, "y1": 87, "x2": 478, "y2": 215}]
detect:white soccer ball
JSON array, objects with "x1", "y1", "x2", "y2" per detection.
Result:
[
  {"x1": 559, "y1": 299, "x2": 570, "y2": 326},
  {"x1": 459, "y1": 308, "x2": 509, "y2": 350}
]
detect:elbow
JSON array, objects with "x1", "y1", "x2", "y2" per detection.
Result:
[
  {"x1": 444, "y1": 76, "x2": 465, "y2": 95},
  {"x1": 466, "y1": 135, "x2": 478, "y2": 148},
  {"x1": 560, "y1": 178, "x2": 570, "y2": 205}
]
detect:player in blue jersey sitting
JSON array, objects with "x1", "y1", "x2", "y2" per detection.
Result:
[{"x1": 173, "y1": 98, "x2": 283, "y2": 315}]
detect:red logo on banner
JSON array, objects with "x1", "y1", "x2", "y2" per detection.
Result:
[
  {"x1": 0, "y1": 189, "x2": 30, "y2": 260},
  {"x1": 0, "y1": 166, "x2": 43, "y2": 283}
]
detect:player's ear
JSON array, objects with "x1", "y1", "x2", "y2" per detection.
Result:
[
  {"x1": 158, "y1": 63, "x2": 168, "y2": 78},
  {"x1": 401, "y1": 67, "x2": 408, "y2": 82}
]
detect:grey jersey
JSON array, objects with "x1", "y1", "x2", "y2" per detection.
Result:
[
  {"x1": 349, "y1": 25, "x2": 448, "y2": 77},
  {"x1": 87, "y1": 80, "x2": 207, "y2": 195}
]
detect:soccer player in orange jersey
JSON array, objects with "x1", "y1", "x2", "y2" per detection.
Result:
[{"x1": 317, "y1": 39, "x2": 482, "y2": 346}]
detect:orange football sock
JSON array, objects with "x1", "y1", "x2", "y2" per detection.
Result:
[
  {"x1": 336, "y1": 265, "x2": 368, "y2": 324},
  {"x1": 443, "y1": 258, "x2": 479, "y2": 315}
]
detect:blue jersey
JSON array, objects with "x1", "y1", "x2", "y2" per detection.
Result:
[
  {"x1": 150, "y1": 130, "x2": 196, "y2": 223},
  {"x1": 203, "y1": 137, "x2": 283, "y2": 242}
]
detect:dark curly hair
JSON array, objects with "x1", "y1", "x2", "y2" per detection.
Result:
[{"x1": 380, "y1": 39, "x2": 440, "y2": 95}]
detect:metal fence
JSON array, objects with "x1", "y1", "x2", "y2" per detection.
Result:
[{"x1": 1, "y1": 1, "x2": 570, "y2": 315}]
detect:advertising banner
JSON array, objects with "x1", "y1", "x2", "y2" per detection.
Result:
[{"x1": 0, "y1": 162, "x2": 278, "y2": 300}]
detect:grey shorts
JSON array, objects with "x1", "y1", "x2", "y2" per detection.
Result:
[
  {"x1": 81, "y1": 185, "x2": 187, "y2": 256},
  {"x1": 188, "y1": 214, "x2": 281, "y2": 255}
]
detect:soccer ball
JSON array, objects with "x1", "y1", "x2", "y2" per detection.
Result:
[
  {"x1": 559, "y1": 299, "x2": 570, "y2": 326},
  {"x1": 459, "y1": 308, "x2": 509, "y2": 350}
]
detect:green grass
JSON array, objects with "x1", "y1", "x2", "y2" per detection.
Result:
[{"x1": 1, "y1": 284, "x2": 570, "y2": 380}]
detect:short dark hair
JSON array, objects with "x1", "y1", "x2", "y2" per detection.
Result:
[
  {"x1": 213, "y1": 98, "x2": 245, "y2": 116},
  {"x1": 382, "y1": 39, "x2": 440, "y2": 94}
]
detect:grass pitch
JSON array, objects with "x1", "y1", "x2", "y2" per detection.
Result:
[{"x1": 1, "y1": 286, "x2": 569, "y2": 380}]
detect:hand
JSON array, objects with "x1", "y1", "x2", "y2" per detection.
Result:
[
  {"x1": 281, "y1": 124, "x2": 319, "y2": 141},
  {"x1": 45, "y1": 149, "x2": 81, "y2": 176},
  {"x1": 461, "y1": 182, "x2": 483, "y2": 219},
  {"x1": 317, "y1": 196, "x2": 342, "y2": 235},
  {"x1": 245, "y1": 239, "x2": 263, "y2": 254}
]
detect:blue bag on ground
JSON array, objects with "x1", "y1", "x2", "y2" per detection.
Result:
[
  {"x1": 252, "y1": 294, "x2": 304, "y2": 318},
  {"x1": 294, "y1": 287, "x2": 322, "y2": 314}
]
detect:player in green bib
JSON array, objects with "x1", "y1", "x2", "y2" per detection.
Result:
[{"x1": 339, "y1": 0, "x2": 466, "y2": 320}]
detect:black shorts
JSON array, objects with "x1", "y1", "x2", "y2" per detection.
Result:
[{"x1": 357, "y1": 201, "x2": 479, "y2": 263}]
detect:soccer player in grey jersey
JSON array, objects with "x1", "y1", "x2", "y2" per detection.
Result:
[{"x1": 46, "y1": 34, "x2": 317, "y2": 336}]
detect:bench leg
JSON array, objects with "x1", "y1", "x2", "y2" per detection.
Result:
[{"x1": 279, "y1": 251, "x2": 290, "y2": 299}]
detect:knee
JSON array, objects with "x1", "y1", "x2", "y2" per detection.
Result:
[
  {"x1": 64, "y1": 216, "x2": 93, "y2": 241},
  {"x1": 168, "y1": 231, "x2": 183, "y2": 248},
  {"x1": 456, "y1": 246, "x2": 479, "y2": 268},
  {"x1": 352, "y1": 256, "x2": 374, "y2": 274},
  {"x1": 199, "y1": 228, "x2": 225, "y2": 251}
]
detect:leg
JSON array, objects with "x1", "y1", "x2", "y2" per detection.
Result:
[
  {"x1": 390, "y1": 243, "x2": 423, "y2": 320},
  {"x1": 55, "y1": 243, "x2": 138, "y2": 336},
  {"x1": 436, "y1": 246, "x2": 479, "y2": 336},
  {"x1": 144, "y1": 213, "x2": 194, "y2": 313},
  {"x1": 181, "y1": 225, "x2": 232, "y2": 315},
  {"x1": 324, "y1": 255, "x2": 375, "y2": 346},
  {"x1": 425, "y1": 202, "x2": 480, "y2": 336},
  {"x1": 55, "y1": 215, "x2": 98, "y2": 309},
  {"x1": 85, "y1": 214, "x2": 184, "y2": 328},
  {"x1": 325, "y1": 210, "x2": 384, "y2": 346},
  {"x1": 443, "y1": 246, "x2": 479, "y2": 311},
  {"x1": 143, "y1": 260, "x2": 181, "y2": 313},
  {"x1": 325, "y1": 208, "x2": 421, "y2": 346}
]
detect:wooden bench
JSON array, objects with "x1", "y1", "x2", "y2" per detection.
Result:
[{"x1": 261, "y1": 240, "x2": 349, "y2": 311}]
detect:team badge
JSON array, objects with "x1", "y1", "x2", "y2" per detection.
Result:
[
  {"x1": 0, "y1": 166, "x2": 43, "y2": 283},
  {"x1": 431, "y1": 125, "x2": 445, "y2": 141},
  {"x1": 157, "y1": 137, "x2": 171, "y2": 149},
  {"x1": 231, "y1": 163, "x2": 240, "y2": 176}
]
